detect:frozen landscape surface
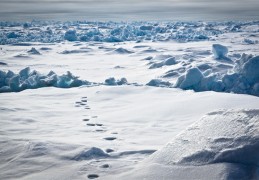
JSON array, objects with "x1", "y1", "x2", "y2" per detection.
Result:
[{"x1": 0, "y1": 21, "x2": 259, "y2": 179}]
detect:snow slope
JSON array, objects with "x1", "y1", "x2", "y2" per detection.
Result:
[
  {"x1": 117, "y1": 109, "x2": 259, "y2": 179},
  {"x1": 1, "y1": 86, "x2": 259, "y2": 179}
]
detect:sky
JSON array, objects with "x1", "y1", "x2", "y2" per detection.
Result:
[{"x1": 0, "y1": 0, "x2": 259, "y2": 21}]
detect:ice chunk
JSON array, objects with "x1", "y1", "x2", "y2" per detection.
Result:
[
  {"x1": 7, "y1": 32, "x2": 20, "y2": 39},
  {"x1": 105, "y1": 77, "x2": 128, "y2": 86},
  {"x1": 241, "y1": 56, "x2": 259, "y2": 84},
  {"x1": 146, "y1": 79, "x2": 171, "y2": 87},
  {"x1": 212, "y1": 44, "x2": 228, "y2": 59},
  {"x1": 175, "y1": 67, "x2": 204, "y2": 90},
  {"x1": 64, "y1": 30, "x2": 77, "y2": 41},
  {"x1": 0, "y1": 68, "x2": 91, "y2": 93},
  {"x1": 140, "y1": 25, "x2": 153, "y2": 31},
  {"x1": 19, "y1": 67, "x2": 30, "y2": 79},
  {"x1": 28, "y1": 47, "x2": 41, "y2": 55}
]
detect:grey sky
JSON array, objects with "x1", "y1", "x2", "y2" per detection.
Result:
[{"x1": 0, "y1": 0, "x2": 259, "y2": 21}]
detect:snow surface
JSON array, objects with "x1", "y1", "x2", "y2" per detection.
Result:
[
  {"x1": 117, "y1": 109, "x2": 259, "y2": 179},
  {"x1": 0, "y1": 20, "x2": 259, "y2": 179}
]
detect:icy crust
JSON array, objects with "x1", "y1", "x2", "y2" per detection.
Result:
[
  {"x1": 0, "y1": 67, "x2": 91, "y2": 93},
  {"x1": 1, "y1": 21, "x2": 258, "y2": 44},
  {"x1": 120, "y1": 109, "x2": 259, "y2": 179},
  {"x1": 174, "y1": 53, "x2": 259, "y2": 96}
]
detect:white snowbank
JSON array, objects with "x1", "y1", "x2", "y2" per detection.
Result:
[{"x1": 117, "y1": 109, "x2": 259, "y2": 179}]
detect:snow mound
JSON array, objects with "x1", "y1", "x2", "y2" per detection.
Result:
[
  {"x1": 0, "y1": 68, "x2": 90, "y2": 93},
  {"x1": 27, "y1": 47, "x2": 41, "y2": 55},
  {"x1": 72, "y1": 147, "x2": 109, "y2": 161},
  {"x1": 149, "y1": 57, "x2": 177, "y2": 69},
  {"x1": 212, "y1": 44, "x2": 228, "y2": 59},
  {"x1": 148, "y1": 109, "x2": 259, "y2": 166},
  {"x1": 146, "y1": 79, "x2": 171, "y2": 87},
  {"x1": 60, "y1": 49, "x2": 90, "y2": 54},
  {"x1": 113, "y1": 48, "x2": 133, "y2": 54},
  {"x1": 119, "y1": 109, "x2": 259, "y2": 179}
]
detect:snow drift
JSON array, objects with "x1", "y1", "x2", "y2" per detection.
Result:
[{"x1": 117, "y1": 109, "x2": 259, "y2": 180}]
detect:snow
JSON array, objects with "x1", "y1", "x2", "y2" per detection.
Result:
[
  {"x1": 118, "y1": 109, "x2": 259, "y2": 179},
  {"x1": 0, "y1": 20, "x2": 259, "y2": 179}
]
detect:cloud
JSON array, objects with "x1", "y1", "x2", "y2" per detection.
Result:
[{"x1": 0, "y1": 0, "x2": 258, "y2": 21}]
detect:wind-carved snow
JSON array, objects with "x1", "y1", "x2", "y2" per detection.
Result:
[
  {"x1": 117, "y1": 109, "x2": 259, "y2": 179},
  {"x1": 149, "y1": 109, "x2": 259, "y2": 166}
]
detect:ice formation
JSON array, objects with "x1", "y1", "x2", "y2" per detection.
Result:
[
  {"x1": 146, "y1": 79, "x2": 171, "y2": 87},
  {"x1": 104, "y1": 77, "x2": 128, "y2": 86},
  {"x1": 0, "y1": 68, "x2": 91, "y2": 93},
  {"x1": 2, "y1": 21, "x2": 255, "y2": 45},
  {"x1": 174, "y1": 54, "x2": 259, "y2": 96},
  {"x1": 212, "y1": 44, "x2": 228, "y2": 59}
]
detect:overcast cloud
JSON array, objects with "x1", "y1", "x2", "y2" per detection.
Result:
[{"x1": 0, "y1": 0, "x2": 258, "y2": 21}]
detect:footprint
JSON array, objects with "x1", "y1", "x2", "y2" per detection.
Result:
[
  {"x1": 88, "y1": 174, "x2": 99, "y2": 179},
  {"x1": 96, "y1": 123, "x2": 103, "y2": 126},
  {"x1": 92, "y1": 116, "x2": 98, "y2": 118},
  {"x1": 106, "y1": 149, "x2": 114, "y2": 153},
  {"x1": 87, "y1": 123, "x2": 96, "y2": 126},
  {"x1": 81, "y1": 99, "x2": 88, "y2": 102},
  {"x1": 82, "y1": 119, "x2": 90, "y2": 121},
  {"x1": 95, "y1": 129, "x2": 105, "y2": 132},
  {"x1": 104, "y1": 137, "x2": 117, "y2": 141},
  {"x1": 101, "y1": 164, "x2": 109, "y2": 168},
  {"x1": 85, "y1": 107, "x2": 90, "y2": 110}
]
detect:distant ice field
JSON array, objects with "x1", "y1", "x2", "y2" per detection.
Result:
[{"x1": 0, "y1": 0, "x2": 259, "y2": 21}]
